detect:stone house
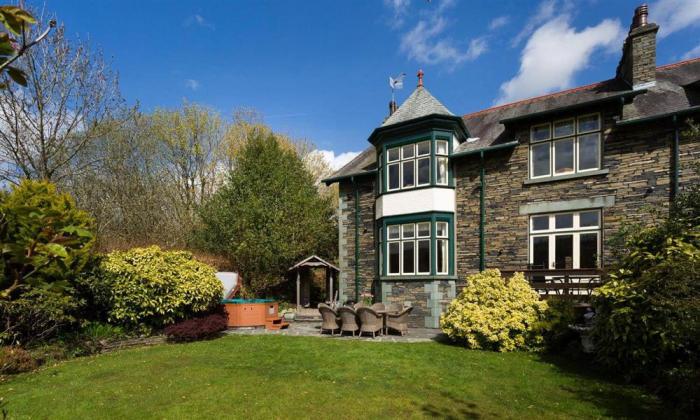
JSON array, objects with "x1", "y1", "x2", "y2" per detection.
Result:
[{"x1": 323, "y1": 5, "x2": 700, "y2": 328}]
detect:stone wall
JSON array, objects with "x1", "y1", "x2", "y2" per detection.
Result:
[
  {"x1": 454, "y1": 106, "x2": 700, "y2": 279},
  {"x1": 381, "y1": 280, "x2": 456, "y2": 328},
  {"x1": 335, "y1": 109, "x2": 700, "y2": 328},
  {"x1": 337, "y1": 178, "x2": 376, "y2": 303}
]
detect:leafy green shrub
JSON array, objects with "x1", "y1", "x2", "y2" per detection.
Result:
[
  {"x1": 0, "y1": 346, "x2": 36, "y2": 374},
  {"x1": 538, "y1": 298, "x2": 579, "y2": 353},
  {"x1": 0, "y1": 180, "x2": 94, "y2": 299},
  {"x1": 80, "y1": 246, "x2": 222, "y2": 328},
  {"x1": 592, "y1": 174, "x2": 700, "y2": 413},
  {"x1": 0, "y1": 288, "x2": 80, "y2": 346},
  {"x1": 440, "y1": 269, "x2": 548, "y2": 351},
  {"x1": 163, "y1": 311, "x2": 228, "y2": 342}
]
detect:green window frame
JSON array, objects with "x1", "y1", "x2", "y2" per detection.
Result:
[
  {"x1": 377, "y1": 131, "x2": 454, "y2": 195},
  {"x1": 378, "y1": 212, "x2": 455, "y2": 279}
]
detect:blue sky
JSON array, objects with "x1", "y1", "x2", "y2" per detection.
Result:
[{"x1": 41, "y1": 0, "x2": 700, "y2": 168}]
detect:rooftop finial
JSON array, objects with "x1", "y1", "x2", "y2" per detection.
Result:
[{"x1": 417, "y1": 69, "x2": 424, "y2": 87}]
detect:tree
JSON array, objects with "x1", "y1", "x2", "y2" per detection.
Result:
[
  {"x1": 196, "y1": 131, "x2": 336, "y2": 294},
  {"x1": 64, "y1": 113, "x2": 185, "y2": 249},
  {"x1": 150, "y1": 102, "x2": 223, "y2": 224},
  {"x1": 0, "y1": 20, "x2": 126, "y2": 183},
  {"x1": 0, "y1": 5, "x2": 54, "y2": 88}
]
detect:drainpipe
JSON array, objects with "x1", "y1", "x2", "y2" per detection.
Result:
[
  {"x1": 479, "y1": 151, "x2": 486, "y2": 272},
  {"x1": 672, "y1": 115, "x2": 680, "y2": 201},
  {"x1": 352, "y1": 176, "x2": 360, "y2": 302}
]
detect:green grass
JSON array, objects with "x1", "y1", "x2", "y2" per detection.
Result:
[{"x1": 0, "y1": 335, "x2": 661, "y2": 419}]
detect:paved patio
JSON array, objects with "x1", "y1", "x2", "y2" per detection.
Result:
[{"x1": 224, "y1": 321, "x2": 447, "y2": 343}]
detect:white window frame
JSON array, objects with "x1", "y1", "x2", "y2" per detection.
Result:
[
  {"x1": 577, "y1": 113, "x2": 601, "y2": 134},
  {"x1": 552, "y1": 137, "x2": 576, "y2": 176},
  {"x1": 553, "y1": 117, "x2": 575, "y2": 139},
  {"x1": 576, "y1": 132, "x2": 601, "y2": 173},
  {"x1": 529, "y1": 113, "x2": 602, "y2": 179},
  {"x1": 529, "y1": 142, "x2": 551, "y2": 179},
  {"x1": 528, "y1": 210, "x2": 601, "y2": 270}
]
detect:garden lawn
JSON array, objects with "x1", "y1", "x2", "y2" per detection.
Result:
[{"x1": 0, "y1": 335, "x2": 662, "y2": 419}]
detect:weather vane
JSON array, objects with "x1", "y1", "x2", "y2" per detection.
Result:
[{"x1": 389, "y1": 72, "x2": 406, "y2": 103}]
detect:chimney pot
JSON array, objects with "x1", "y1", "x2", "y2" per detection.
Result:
[
  {"x1": 632, "y1": 4, "x2": 648, "y2": 29},
  {"x1": 388, "y1": 100, "x2": 398, "y2": 116}
]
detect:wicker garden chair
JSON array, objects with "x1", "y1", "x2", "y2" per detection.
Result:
[
  {"x1": 386, "y1": 306, "x2": 413, "y2": 336},
  {"x1": 371, "y1": 302, "x2": 385, "y2": 311},
  {"x1": 357, "y1": 307, "x2": 383, "y2": 338},
  {"x1": 386, "y1": 303, "x2": 402, "y2": 313},
  {"x1": 318, "y1": 303, "x2": 340, "y2": 336},
  {"x1": 337, "y1": 306, "x2": 360, "y2": 336}
]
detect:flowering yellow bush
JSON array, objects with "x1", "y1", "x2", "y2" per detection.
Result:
[
  {"x1": 440, "y1": 269, "x2": 547, "y2": 352},
  {"x1": 81, "y1": 246, "x2": 222, "y2": 328}
]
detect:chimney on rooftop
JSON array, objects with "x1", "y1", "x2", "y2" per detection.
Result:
[
  {"x1": 616, "y1": 4, "x2": 658, "y2": 90},
  {"x1": 389, "y1": 100, "x2": 398, "y2": 116}
]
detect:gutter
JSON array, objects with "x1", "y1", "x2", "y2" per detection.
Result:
[
  {"x1": 498, "y1": 90, "x2": 644, "y2": 125},
  {"x1": 615, "y1": 105, "x2": 700, "y2": 126},
  {"x1": 673, "y1": 115, "x2": 680, "y2": 201},
  {"x1": 322, "y1": 169, "x2": 376, "y2": 186},
  {"x1": 450, "y1": 140, "x2": 519, "y2": 271},
  {"x1": 352, "y1": 176, "x2": 360, "y2": 302},
  {"x1": 450, "y1": 141, "x2": 519, "y2": 159},
  {"x1": 479, "y1": 151, "x2": 486, "y2": 272}
]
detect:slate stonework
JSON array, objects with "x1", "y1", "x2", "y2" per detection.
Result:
[
  {"x1": 338, "y1": 108, "x2": 700, "y2": 328},
  {"x1": 454, "y1": 106, "x2": 700, "y2": 281},
  {"x1": 337, "y1": 178, "x2": 376, "y2": 303}
]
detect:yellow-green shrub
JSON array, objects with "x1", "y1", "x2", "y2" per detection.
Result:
[
  {"x1": 81, "y1": 246, "x2": 222, "y2": 328},
  {"x1": 440, "y1": 269, "x2": 547, "y2": 351}
]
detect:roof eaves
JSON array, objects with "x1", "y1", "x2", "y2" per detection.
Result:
[
  {"x1": 321, "y1": 169, "x2": 377, "y2": 186},
  {"x1": 498, "y1": 90, "x2": 643, "y2": 124},
  {"x1": 369, "y1": 114, "x2": 469, "y2": 145},
  {"x1": 615, "y1": 105, "x2": 700, "y2": 126},
  {"x1": 451, "y1": 141, "x2": 519, "y2": 159}
]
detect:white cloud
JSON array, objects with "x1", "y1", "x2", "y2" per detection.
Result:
[
  {"x1": 185, "y1": 79, "x2": 200, "y2": 91},
  {"x1": 682, "y1": 43, "x2": 700, "y2": 60},
  {"x1": 653, "y1": 0, "x2": 700, "y2": 38},
  {"x1": 489, "y1": 16, "x2": 510, "y2": 31},
  {"x1": 496, "y1": 15, "x2": 624, "y2": 104},
  {"x1": 183, "y1": 14, "x2": 215, "y2": 30},
  {"x1": 315, "y1": 150, "x2": 361, "y2": 170},
  {"x1": 511, "y1": 0, "x2": 572, "y2": 47},
  {"x1": 385, "y1": 0, "x2": 411, "y2": 28},
  {"x1": 399, "y1": 0, "x2": 487, "y2": 67}
]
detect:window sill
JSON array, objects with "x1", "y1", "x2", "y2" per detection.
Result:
[
  {"x1": 380, "y1": 275, "x2": 458, "y2": 282},
  {"x1": 523, "y1": 168, "x2": 609, "y2": 185},
  {"x1": 378, "y1": 184, "x2": 455, "y2": 196}
]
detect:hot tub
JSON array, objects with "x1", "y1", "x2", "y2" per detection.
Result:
[{"x1": 222, "y1": 298, "x2": 278, "y2": 328}]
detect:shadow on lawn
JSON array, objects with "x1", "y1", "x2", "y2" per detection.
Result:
[
  {"x1": 421, "y1": 391, "x2": 484, "y2": 419},
  {"x1": 535, "y1": 353, "x2": 664, "y2": 418}
]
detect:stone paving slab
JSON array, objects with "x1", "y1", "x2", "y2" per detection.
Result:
[{"x1": 224, "y1": 321, "x2": 448, "y2": 343}]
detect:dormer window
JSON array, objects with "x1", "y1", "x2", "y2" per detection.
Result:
[{"x1": 529, "y1": 113, "x2": 601, "y2": 180}]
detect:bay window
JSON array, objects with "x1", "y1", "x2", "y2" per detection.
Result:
[
  {"x1": 383, "y1": 136, "x2": 451, "y2": 192},
  {"x1": 381, "y1": 215, "x2": 452, "y2": 277},
  {"x1": 529, "y1": 210, "x2": 601, "y2": 270},
  {"x1": 529, "y1": 113, "x2": 601, "y2": 179}
]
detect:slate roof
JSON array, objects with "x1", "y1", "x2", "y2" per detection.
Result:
[
  {"x1": 381, "y1": 86, "x2": 454, "y2": 127},
  {"x1": 325, "y1": 58, "x2": 700, "y2": 183},
  {"x1": 457, "y1": 58, "x2": 700, "y2": 154}
]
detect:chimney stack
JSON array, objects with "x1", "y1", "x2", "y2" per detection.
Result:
[
  {"x1": 388, "y1": 100, "x2": 398, "y2": 116},
  {"x1": 616, "y1": 4, "x2": 658, "y2": 90}
]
